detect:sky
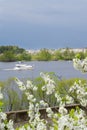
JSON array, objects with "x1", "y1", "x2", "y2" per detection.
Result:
[{"x1": 0, "y1": 0, "x2": 87, "y2": 49}]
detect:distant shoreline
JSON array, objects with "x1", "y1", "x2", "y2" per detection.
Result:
[{"x1": 0, "y1": 46, "x2": 87, "y2": 62}]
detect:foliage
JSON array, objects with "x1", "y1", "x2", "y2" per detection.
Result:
[
  {"x1": 0, "y1": 46, "x2": 25, "y2": 54},
  {"x1": 15, "y1": 67, "x2": 87, "y2": 130},
  {"x1": 0, "y1": 76, "x2": 87, "y2": 111},
  {"x1": 1, "y1": 78, "x2": 29, "y2": 111},
  {"x1": 53, "y1": 50, "x2": 63, "y2": 60},
  {"x1": 62, "y1": 48, "x2": 75, "y2": 60},
  {"x1": 16, "y1": 52, "x2": 31, "y2": 61},
  {"x1": 53, "y1": 48, "x2": 75, "y2": 60},
  {"x1": 35, "y1": 48, "x2": 52, "y2": 61},
  {"x1": 0, "y1": 46, "x2": 87, "y2": 61},
  {"x1": 73, "y1": 57, "x2": 87, "y2": 73},
  {"x1": 0, "y1": 45, "x2": 28, "y2": 62},
  {"x1": 0, "y1": 57, "x2": 87, "y2": 129},
  {"x1": 0, "y1": 51, "x2": 17, "y2": 62}
]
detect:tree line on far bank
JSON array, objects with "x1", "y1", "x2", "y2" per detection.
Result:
[{"x1": 0, "y1": 45, "x2": 87, "y2": 62}]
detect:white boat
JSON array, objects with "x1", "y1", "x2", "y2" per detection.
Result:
[{"x1": 14, "y1": 62, "x2": 34, "y2": 70}]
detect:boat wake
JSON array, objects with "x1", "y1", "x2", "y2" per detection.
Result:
[{"x1": 1, "y1": 63, "x2": 34, "y2": 71}]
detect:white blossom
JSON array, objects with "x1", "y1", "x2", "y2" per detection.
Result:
[
  {"x1": 0, "y1": 112, "x2": 7, "y2": 120},
  {"x1": 0, "y1": 87, "x2": 3, "y2": 99},
  {"x1": 40, "y1": 100, "x2": 48, "y2": 107},
  {"x1": 36, "y1": 122, "x2": 47, "y2": 130},
  {"x1": 15, "y1": 78, "x2": 26, "y2": 91},
  {"x1": 46, "y1": 107, "x2": 54, "y2": 118},
  {"x1": 6, "y1": 120, "x2": 14, "y2": 130},
  {"x1": 59, "y1": 106, "x2": 67, "y2": 115},
  {"x1": 73, "y1": 57, "x2": 87, "y2": 73}
]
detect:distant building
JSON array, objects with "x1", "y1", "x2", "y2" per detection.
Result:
[{"x1": 26, "y1": 48, "x2": 87, "y2": 54}]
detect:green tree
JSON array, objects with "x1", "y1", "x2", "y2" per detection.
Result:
[
  {"x1": 17, "y1": 52, "x2": 31, "y2": 61},
  {"x1": 76, "y1": 52, "x2": 85, "y2": 59},
  {"x1": 84, "y1": 50, "x2": 87, "y2": 58},
  {"x1": 62, "y1": 48, "x2": 75, "y2": 60},
  {"x1": 0, "y1": 45, "x2": 25, "y2": 54},
  {"x1": 53, "y1": 50, "x2": 63, "y2": 60},
  {"x1": 0, "y1": 51, "x2": 16, "y2": 62},
  {"x1": 36, "y1": 49, "x2": 52, "y2": 61}
]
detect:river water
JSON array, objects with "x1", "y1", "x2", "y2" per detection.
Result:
[{"x1": 0, "y1": 61, "x2": 87, "y2": 81}]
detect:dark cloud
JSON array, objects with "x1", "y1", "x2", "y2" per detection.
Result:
[
  {"x1": 0, "y1": 0, "x2": 87, "y2": 48},
  {"x1": 0, "y1": 0, "x2": 87, "y2": 25}
]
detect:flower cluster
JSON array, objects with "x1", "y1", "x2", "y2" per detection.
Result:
[
  {"x1": 1, "y1": 57, "x2": 87, "y2": 129},
  {"x1": 69, "y1": 80, "x2": 87, "y2": 107},
  {"x1": 57, "y1": 106, "x2": 87, "y2": 130},
  {"x1": 40, "y1": 72, "x2": 56, "y2": 95},
  {"x1": 0, "y1": 87, "x2": 14, "y2": 130},
  {"x1": 73, "y1": 57, "x2": 87, "y2": 73},
  {"x1": 15, "y1": 71, "x2": 87, "y2": 130}
]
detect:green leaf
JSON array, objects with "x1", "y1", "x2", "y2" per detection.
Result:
[{"x1": 0, "y1": 101, "x2": 3, "y2": 107}]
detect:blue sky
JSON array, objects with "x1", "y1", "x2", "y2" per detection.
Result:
[{"x1": 0, "y1": 0, "x2": 87, "y2": 49}]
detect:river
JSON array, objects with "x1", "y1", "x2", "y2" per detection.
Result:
[{"x1": 0, "y1": 61, "x2": 87, "y2": 81}]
